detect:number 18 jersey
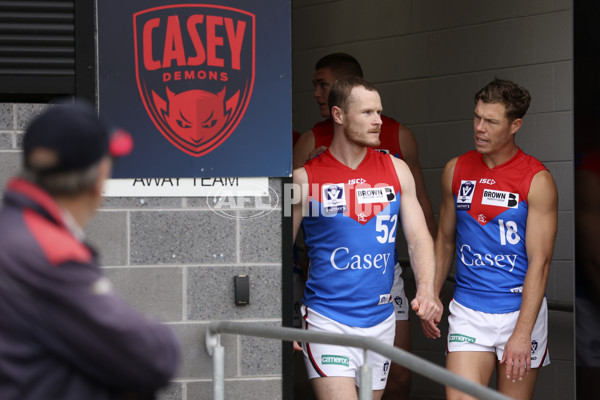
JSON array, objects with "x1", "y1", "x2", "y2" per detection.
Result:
[
  {"x1": 302, "y1": 148, "x2": 401, "y2": 328},
  {"x1": 452, "y1": 149, "x2": 547, "y2": 313}
]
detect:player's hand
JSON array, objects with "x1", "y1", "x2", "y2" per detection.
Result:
[
  {"x1": 411, "y1": 290, "x2": 440, "y2": 323},
  {"x1": 500, "y1": 331, "x2": 531, "y2": 382},
  {"x1": 293, "y1": 341, "x2": 303, "y2": 352},
  {"x1": 419, "y1": 297, "x2": 443, "y2": 339},
  {"x1": 308, "y1": 146, "x2": 327, "y2": 161}
]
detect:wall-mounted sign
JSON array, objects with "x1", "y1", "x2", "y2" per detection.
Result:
[
  {"x1": 103, "y1": 177, "x2": 268, "y2": 197},
  {"x1": 97, "y1": 1, "x2": 291, "y2": 179}
]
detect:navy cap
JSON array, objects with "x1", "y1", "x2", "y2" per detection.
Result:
[{"x1": 23, "y1": 101, "x2": 133, "y2": 173}]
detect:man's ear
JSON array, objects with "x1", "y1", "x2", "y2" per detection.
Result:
[
  {"x1": 331, "y1": 106, "x2": 344, "y2": 125},
  {"x1": 510, "y1": 118, "x2": 523, "y2": 135}
]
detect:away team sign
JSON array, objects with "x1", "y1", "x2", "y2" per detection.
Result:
[
  {"x1": 97, "y1": 1, "x2": 291, "y2": 178},
  {"x1": 134, "y1": 5, "x2": 254, "y2": 156}
]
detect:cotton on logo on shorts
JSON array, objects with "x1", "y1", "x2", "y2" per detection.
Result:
[
  {"x1": 322, "y1": 355, "x2": 350, "y2": 367},
  {"x1": 449, "y1": 334, "x2": 476, "y2": 343}
]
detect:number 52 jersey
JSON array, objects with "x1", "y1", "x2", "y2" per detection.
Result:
[
  {"x1": 301, "y1": 148, "x2": 401, "y2": 328},
  {"x1": 452, "y1": 148, "x2": 547, "y2": 313}
]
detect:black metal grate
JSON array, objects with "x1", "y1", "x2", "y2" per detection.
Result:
[{"x1": 0, "y1": 0, "x2": 76, "y2": 99}]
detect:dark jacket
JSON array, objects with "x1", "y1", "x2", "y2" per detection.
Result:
[{"x1": 0, "y1": 179, "x2": 180, "y2": 399}]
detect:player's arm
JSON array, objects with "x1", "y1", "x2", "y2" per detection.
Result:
[
  {"x1": 398, "y1": 124, "x2": 437, "y2": 239},
  {"x1": 293, "y1": 130, "x2": 318, "y2": 169},
  {"x1": 434, "y1": 158, "x2": 458, "y2": 296},
  {"x1": 502, "y1": 170, "x2": 558, "y2": 381},
  {"x1": 391, "y1": 156, "x2": 439, "y2": 323},
  {"x1": 291, "y1": 167, "x2": 309, "y2": 351},
  {"x1": 420, "y1": 157, "x2": 458, "y2": 338},
  {"x1": 292, "y1": 167, "x2": 309, "y2": 249}
]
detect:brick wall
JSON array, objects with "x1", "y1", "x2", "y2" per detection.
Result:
[{"x1": 0, "y1": 103, "x2": 285, "y2": 400}]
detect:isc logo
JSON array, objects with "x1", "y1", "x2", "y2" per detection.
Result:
[
  {"x1": 348, "y1": 178, "x2": 366, "y2": 185},
  {"x1": 479, "y1": 178, "x2": 496, "y2": 185}
]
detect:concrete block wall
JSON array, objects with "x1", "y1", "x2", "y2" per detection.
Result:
[
  {"x1": 292, "y1": 0, "x2": 574, "y2": 399},
  {"x1": 0, "y1": 102, "x2": 284, "y2": 399}
]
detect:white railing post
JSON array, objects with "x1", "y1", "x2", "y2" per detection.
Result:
[
  {"x1": 212, "y1": 343, "x2": 224, "y2": 400},
  {"x1": 358, "y1": 348, "x2": 372, "y2": 400},
  {"x1": 205, "y1": 329, "x2": 224, "y2": 400}
]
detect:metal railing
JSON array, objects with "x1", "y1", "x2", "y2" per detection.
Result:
[{"x1": 206, "y1": 321, "x2": 514, "y2": 400}]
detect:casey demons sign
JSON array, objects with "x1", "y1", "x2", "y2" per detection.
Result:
[
  {"x1": 134, "y1": 5, "x2": 255, "y2": 157},
  {"x1": 97, "y1": 1, "x2": 291, "y2": 178}
]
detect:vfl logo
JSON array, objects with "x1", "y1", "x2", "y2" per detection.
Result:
[
  {"x1": 325, "y1": 185, "x2": 344, "y2": 201},
  {"x1": 394, "y1": 296, "x2": 406, "y2": 314},
  {"x1": 322, "y1": 183, "x2": 347, "y2": 214},
  {"x1": 394, "y1": 296, "x2": 403, "y2": 307},
  {"x1": 457, "y1": 180, "x2": 476, "y2": 210},
  {"x1": 133, "y1": 5, "x2": 255, "y2": 157},
  {"x1": 459, "y1": 181, "x2": 475, "y2": 201}
]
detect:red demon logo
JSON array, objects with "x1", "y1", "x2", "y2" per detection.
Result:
[{"x1": 134, "y1": 5, "x2": 255, "y2": 157}]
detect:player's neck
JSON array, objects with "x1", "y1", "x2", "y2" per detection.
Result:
[
  {"x1": 329, "y1": 134, "x2": 368, "y2": 170},
  {"x1": 481, "y1": 144, "x2": 519, "y2": 169}
]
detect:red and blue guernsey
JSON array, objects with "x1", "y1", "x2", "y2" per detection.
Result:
[
  {"x1": 452, "y1": 148, "x2": 547, "y2": 313},
  {"x1": 302, "y1": 148, "x2": 401, "y2": 327}
]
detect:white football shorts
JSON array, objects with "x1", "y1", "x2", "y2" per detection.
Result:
[
  {"x1": 391, "y1": 262, "x2": 409, "y2": 321},
  {"x1": 301, "y1": 305, "x2": 395, "y2": 390},
  {"x1": 447, "y1": 298, "x2": 550, "y2": 368}
]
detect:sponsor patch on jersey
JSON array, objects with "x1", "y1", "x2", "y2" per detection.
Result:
[
  {"x1": 377, "y1": 149, "x2": 390, "y2": 154},
  {"x1": 378, "y1": 293, "x2": 393, "y2": 305},
  {"x1": 481, "y1": 189, "x2": 519, "y2": 209},
  {"x1": 449, "y1": 333, "x2": 476, "y2": 343},
  {"x1": 356, "y1": 186, "x2": 396, "y2": 204},
  {"x1": 322, "y1": 183, "x2": 347, "y2": 213},
  {"x1": 322, "y1": 354, "x2": 350, "y2": 367},
  {"x1": 457, "y1": 180, "x2": 476, "y2": 210},
  {"x1": 510, "y1": 286, "x2": 523, "y2": 293},
  {"x1": 348, "y1": 178, "x2": 366, "y2": 185}
]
